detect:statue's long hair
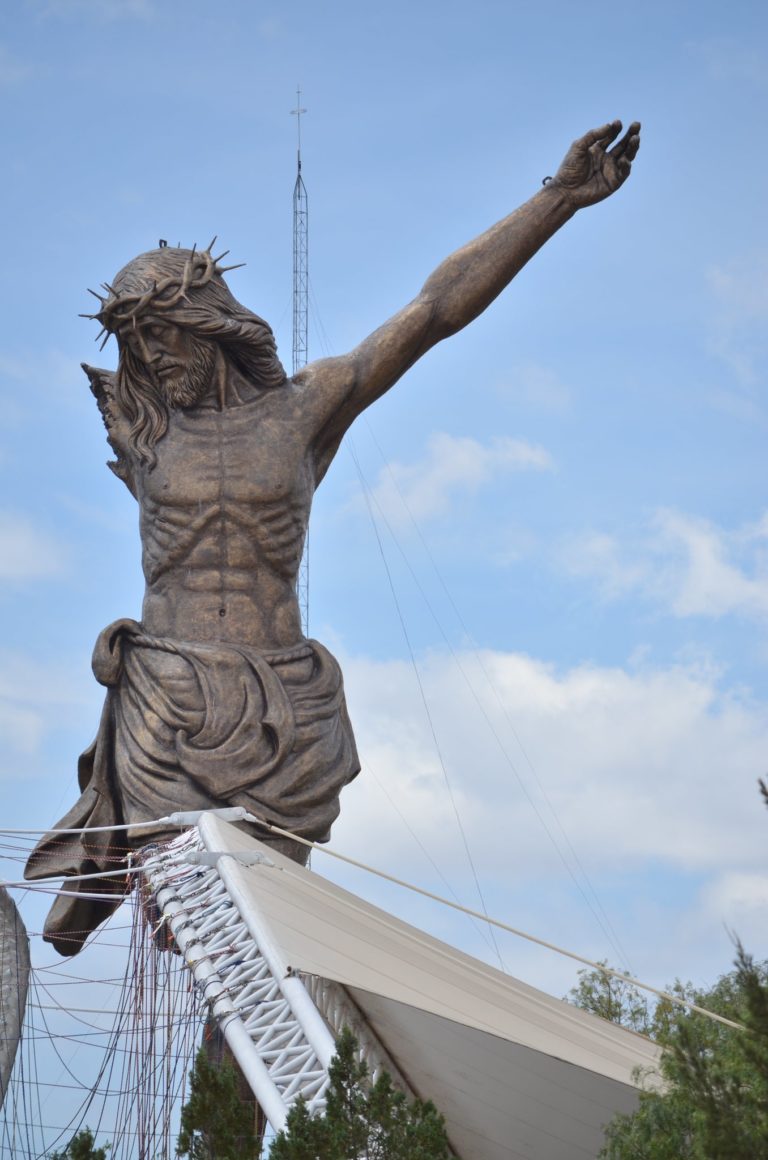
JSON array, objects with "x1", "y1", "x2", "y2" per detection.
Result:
[{"x1": 111, "y1": 248, "x2": 287, "y2": 467}]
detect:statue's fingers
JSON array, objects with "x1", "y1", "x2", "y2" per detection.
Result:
[
  {"x1": 624, "y1": 134, "x2": 640, "y2": 162},
  {"x1": 610, "y1": 122, "x2": 641, "y2": 160},
  {"x1": 578, "y1": 120, "x2": 622, "y2": 151}
]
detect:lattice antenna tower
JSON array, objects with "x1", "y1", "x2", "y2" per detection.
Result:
[{"x1": 291, "y1": 88, "x2": 310, "y2": 635}]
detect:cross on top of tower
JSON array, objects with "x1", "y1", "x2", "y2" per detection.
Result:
[{"x1": 290, "y1": 86, "x2": 307, "y2": 166}]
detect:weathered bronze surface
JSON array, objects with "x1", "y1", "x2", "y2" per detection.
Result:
[{"x1": 25, "y1": 121, "x2": 640, "y2": 955}]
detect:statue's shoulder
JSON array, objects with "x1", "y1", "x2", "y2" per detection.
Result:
[{"x1": 81, "y1": 363, "x2": 137, "y2": 498}]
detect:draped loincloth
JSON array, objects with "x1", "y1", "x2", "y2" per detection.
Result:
[{"x1": 25, "y1": 619, "x2": 360, "y2": 954}]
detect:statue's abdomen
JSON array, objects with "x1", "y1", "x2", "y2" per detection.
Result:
[{"x1": 135, "y1": 406, "x2": 313, "y2": 647}]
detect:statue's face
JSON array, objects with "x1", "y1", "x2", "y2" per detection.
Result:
[{"x1": 119, "y1": 318, "x2": 216, "y2": 408}]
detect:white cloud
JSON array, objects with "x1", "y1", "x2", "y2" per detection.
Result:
[
  {"x1": 561, "y1": 530, "x2": 647, "y2": 599},
  {"x1": 338, "y1": 646, "x2": 767, "y2": 875},
  {"x1": 703, "y1": 872, "x2": 768, "y2": 922},
  {"x1": 365, "y1": 432, "x2": 553, "y2": 528},
  {"x1": 658, "y1": 510, "x2": 768, "y2": 618},
  {"x1": 324, "y1": 642, "x2": 768, "y2": 989},
  {"x1": 0, "y1": 512, "x2": 67, "y2": 581},
  {"x1": 562, "y1": 508, "x2": 768, "y2": 622},
  {"x1": 690, "y1": 872, "x2": 768, "y2": 968}
]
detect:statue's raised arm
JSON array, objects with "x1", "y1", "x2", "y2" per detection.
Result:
[{"x1": 310, "y1": 120, "x2": 640, "y2": 470}]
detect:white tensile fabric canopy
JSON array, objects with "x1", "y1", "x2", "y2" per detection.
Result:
[{"x1": 198, "y1": 814, "x2": 659, "y2": 1160}]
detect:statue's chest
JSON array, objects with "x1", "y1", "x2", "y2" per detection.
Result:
[{"x1": 140, "y1": 407, "x2": 310, "y2": 508}]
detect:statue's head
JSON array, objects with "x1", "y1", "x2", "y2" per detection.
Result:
[{"x1": 85, "y1": 243, "x2": 287, "y2": 466}]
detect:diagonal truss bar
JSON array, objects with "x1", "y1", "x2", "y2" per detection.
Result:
[
  {"x1": 139, "y1": 826, "x2": 420, "y2": 1134},
  {"x1": 140, "y1": 830, "x2": 333, "y2": 1131}
]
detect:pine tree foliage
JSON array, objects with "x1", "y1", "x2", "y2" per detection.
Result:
[
  {"x1": 176, "y1": 1045, "x2": 260, "y2": 1160},
  {"x1": 569, "y1": 947, "x2": 768, "y2": 1159},
  {"x1": 48, "y1": 1127, "x2": 110, "y2": 1160},
  {"x1": 268, "y1": 1027, "x2": 452, "y2": 1159}
]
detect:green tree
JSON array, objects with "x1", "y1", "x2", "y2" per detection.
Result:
[
  {"x1": 566, "y1": 960, "x2": 653, "y2": 1035},
  {"x1": 268, "y1": 1027, "x2": 452, "y2": 1159},
  {"x1": 568, "y1": 948, "x2": 768, "y2": 1159},
  {"x1": 48, "y1": 1127, "x2": 110, "y2": 1160},
  {"x1": 566, "y1": 960, "x2": 698, "y2": 1041},
  {"x1": 177, "y1": 1046, "x2": 261, "y2": 1160}
]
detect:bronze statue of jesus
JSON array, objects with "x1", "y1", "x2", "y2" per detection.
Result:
[{"x1": 26, "y1": 120, "x2": 640, "y2": 954}]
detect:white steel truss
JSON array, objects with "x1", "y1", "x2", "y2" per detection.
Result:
[
  {"x1": 139, "y1": 827, "x2": 408, "y2": 1133},
  {"x1": 302, "y1": 973, "x2": 415, "y2": 1096},
  {"x1": 140, "y1": 830, "x2": 330, "y2": 1131}
]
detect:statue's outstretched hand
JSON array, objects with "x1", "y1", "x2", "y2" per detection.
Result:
[{"x1": 551, "y1": 120, "x2": 640, "y2": 209}]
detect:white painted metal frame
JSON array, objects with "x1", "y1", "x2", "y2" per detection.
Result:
[
  {"x1": 141, "y1": 824, "x2": 425, "y2": 1137},
  {"x1": 140, "y1": 829, "x2": 334, "y2": 1132},
  {"x1": 302, "y1": 973, "x2": 415, "y2": 1096}
]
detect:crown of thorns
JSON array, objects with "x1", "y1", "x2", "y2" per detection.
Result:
[{"x1": 81, "y1": 238, "x2": 245, "y2": 350}]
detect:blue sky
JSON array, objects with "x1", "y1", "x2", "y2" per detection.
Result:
[{"x1": 1, "y1": 0, "x2": 767, "y2": 1142}]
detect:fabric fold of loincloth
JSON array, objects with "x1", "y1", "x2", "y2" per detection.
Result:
[{"x1": 25, "y1": 619, "x2": 360, "y2": 955}]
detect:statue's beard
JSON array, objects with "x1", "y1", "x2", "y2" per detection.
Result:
[{"x1": 160, "y1": 339, "x2": 216, "y2": 408}]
